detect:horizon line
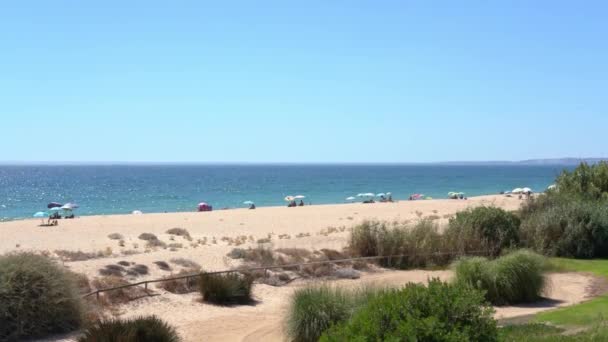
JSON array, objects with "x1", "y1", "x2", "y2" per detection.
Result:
[{"x1": 0, "y1": 157, "x2": 604, "y2": 166}]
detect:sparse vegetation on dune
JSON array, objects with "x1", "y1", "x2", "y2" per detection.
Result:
[
  {"x1": 107, "y1": 233, "x2": 123, "y2": 240},
  {"x1": 0, "y1": 252, "x2": 85, "y2": 341},
  {"x1": 158, "y1": 269, "x2": 201, "y2": 294},
  {"x1": 166, "y1": 227, "x2": 192, "y2": 241},
  {"x1": 91, "y1": 276, "x2": 147, "y2": 306},
  {"x1": 154, "y1": 261, "x2": 172, "y2": 271}
]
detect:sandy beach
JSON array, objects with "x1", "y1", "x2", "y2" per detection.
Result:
[{"x1": 2, "y1": 194, "x2": 593, "y2": 342}]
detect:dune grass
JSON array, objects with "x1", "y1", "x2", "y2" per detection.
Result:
[
  {"x1": 285, "y1": 285, "x2": 380, "y2": 342},
  {"x1": 199, "y1": 272, "x2": 254, "y2": 305}
]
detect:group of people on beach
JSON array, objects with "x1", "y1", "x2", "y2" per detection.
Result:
[{"x1": 287, "y1": 200, "x2": 305, "y2": 207}]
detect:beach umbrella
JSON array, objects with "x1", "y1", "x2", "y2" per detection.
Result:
[
  {"x1": 243, "y1": 201, "x2": 254, "y2": 205},
  {"x1": 284, "y1": 196, "x2": 295, "y2": 202},
  {"x1": 63, "y1": 202, "x2": 79, "y2": 209},
  {"x1": 345, "y1": 196, "x2": 356, "y2": 201},
  {"x1": 47, "y1": 202, "x2": 62, "y2": 209},
  {"x1": 49, "y1": 207, "x2": 62, "y2": 212},
  {"x1": 522, "y1": 187, "x2": 532, "y2": 193},
  {"x1": 512, "y1": 188, "x2": 524, "y2": 194},
  {"x1": 33, "y1": 211, "x2": 48, "y2": 218},
  {"x1": 376, "y1": 193, "x2": 386, "y2": 197},
  {"x1": 363, "y1": 193, "x2": 375, "y2": 197},
  {"x1": 387, "y1": 192, "x2": 392, "y2": 195},
  {"x1": 132, "y1": 210, "x2": 142, "y2": 215},
  {"x1": 547, "y1": 184, "x2": 557, "y2": 191},
  {"x1": 294, "y1": 195, "x2": 306, "y2": 199}
]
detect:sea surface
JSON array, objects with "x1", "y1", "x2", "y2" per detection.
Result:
[{"x1": 0, "y1": 164, "x2": 569, "y2": 221}]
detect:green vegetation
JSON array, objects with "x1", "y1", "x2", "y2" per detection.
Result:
[
  {"x1": 199, "y1": 272, "x2": 253, "y2": 305},
  {"x1": 445, "y1": 206, "x2": 520, "y2": 257},
  {"x1": 320, "y1": 279, "x2": 497, "y2": 341},
  {"x1": 78, "y1": 316, "x2": 180, "y2": 342},
  {"x1": 0, "y1": 252, "x2": 84, "y2": 342},
  {"x1": 285, "y1": 285, "x2": 377, "y2": 342},
  {"x1": 553, "y1": 161, "x2": 608, "y2": 200},
  {"x1": 519, "y1": 162, "x2": 608, "y2": 258},
  {"x1": 452, "y1": 250, "x2": 546, "y2": 305},
  {"x1": 499, "y1": 323, "x2": 608, "y2": 341}
]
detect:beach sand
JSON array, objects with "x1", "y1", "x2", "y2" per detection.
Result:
[{"x1": 1, "y1": 195, "x2": 592, "y2": 342}]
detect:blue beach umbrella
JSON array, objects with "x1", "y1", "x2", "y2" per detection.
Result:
[
  {"x1": 376, "y1": 193, "x2": 386, "y2": 197},
  {"x1": 243, "y1": 201, "x2": 254, "y2": 205},
  {"x1": 33, "y1": 211, "x2": 48, "y2": 218},
  {"x1": 49, "y1": 207, "x2": 61, "y2": 212}
]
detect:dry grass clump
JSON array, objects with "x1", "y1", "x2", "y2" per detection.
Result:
[
  {"x1": 426, "y1": 214, "x2": 441, "y2": 220},
  {"x1": 157, "y1": 269, "x2": 201, "y2": 294},
  {"x1": 154, "y1": 261, "x2": 172, "y2": 271},
  {"x1": 78, "y1": 316, "x2": 180, "y2": 342},
  {"x1": 170, "y1": 258, "x2": 200, "y2": 269},
  {"x1": 166, "y1": 227, "x2": 192, "y2": 241},
  {"x1": 227, "y1": 245, "x2": 276, "y2": 266},
  {"x1": 138, "y1": 232, "x2": 167, "y2": 248},
  {"x1": 275, "y1": 248, "x2": 312, "y2": 262},
  {"x1": 320, "y1": 248, "x2": 347, "y2": 260},
  {"x1": 296, "y1": 232, "x2": 311, "y2": 238},
  {"x1": 107, "y1": 233, "x2": 124, "y2": 240},
  {"x1": 117, "y1": 260, "x2": 132, "y2": 267},
  {"x1": 257, "y1": 237, "x2": 271, "y2": 244},
  {"x1": 91, "y1": 276, "x2": 148, "y2": 306},
  {"x1": 199, "y1": 272, "x2": 254, "y2": 305},
  {"x1": 55, "y1": 249, "x2": 107, "y2": 261},
  {"x1": 167, "y1": 243, "x2": 183, "y2": 249}
]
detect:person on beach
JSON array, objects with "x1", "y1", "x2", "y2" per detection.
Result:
[
  {"x1": 249, "y1": 203, "x2": 256, "y2": 209},
  {"x1": 299, "y1": 200, "x2": 304, "y2": 206}
]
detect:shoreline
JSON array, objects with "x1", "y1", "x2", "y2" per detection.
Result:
[{"x1": 1, "y1": 192, "x2": 513, "y2": 223}]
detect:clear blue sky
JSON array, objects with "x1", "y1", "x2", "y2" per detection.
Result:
[{"x1": 1, "y1": 1, "x2": 606, "y2": 163}]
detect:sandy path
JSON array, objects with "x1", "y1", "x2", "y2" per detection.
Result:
[{"x1": 111, "y1": 270, "x2": 591, "y2": 342}]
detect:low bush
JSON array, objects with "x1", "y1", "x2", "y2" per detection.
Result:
[
  {"x1": 286, "y1": 285, "x2": 378, "y2": 342},
  {"x1": 520, "y1": 197, "x2": 608, "y2": 258},
  {"x1": 108, "y1": 233, "x2": 124, "y2": 240},
  {"x1": 0, "y1": 252, "x2": 84, "y2": 341},
  {"x1": 154, "y1": 261, "x2": 172, "y2": 271},
  {"x1": 78, "y1": 315, "x2": 180, "y2": 342},
  {"x1": 444, "y1": 206, "x2": 520, "y2": 257},
  {"x1": 320, "y1": 279, "x2": 497, "y2": 342},
  {"x1": 166, "y1": 227, "x2": 191, "y2": 240},
  {"x1": 199, "y1": 272, "x2": 254, "y2": 305},
  {"x1": 452, "y1": 250, "x2": 546, "y2": 305},
  {"x1": 553, "y1": 161, "x2": 608, "y2": 200}
]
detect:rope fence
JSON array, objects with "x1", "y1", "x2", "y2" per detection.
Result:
[{"x1": 83, "y1": 249, "x2": 491, "y2": 300}]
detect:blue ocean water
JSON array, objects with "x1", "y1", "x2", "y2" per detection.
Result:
[{"x1": 0, "y1": 164, "x2": 568, "y2": 221}]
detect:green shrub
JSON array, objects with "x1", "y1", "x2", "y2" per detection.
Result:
[
  {"x1": 321, "y1": 279, "x2": 497, "y2": 341},
  {"x1": 286, "y1": 285, "x2": 379, "y2": 342},
  {"x1": 199, "y1": 272, "x2": 253, "y2": 304},
  {"x1": 0, "y1": 252, "x2": 84, "y2": 341},
  {"x1": 78, "y1": 315, "x2": 180, "y2": 342},
  {"x1": 453, "y1": 250, "x2": 546, "y2": 305},
  {"x1": 444, "y1": 206, "x2": 520, "y2": 257},
  {"x1": 499, "y1": 322, "x2": 608, "y2": 341},
  {"x1": 520, "y1": 198, "x2": 608, "y2": 258},
  {"x1": 349, "y1": 220, "x2": 450, "y2": 269},
  {"x1": 554, "y1": 161, "x2": 608, "y2": 200}
]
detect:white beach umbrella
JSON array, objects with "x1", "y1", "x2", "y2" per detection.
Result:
[
  {"x1": 547, "y1": 184, "x2": 557, "y2": 191},
  {"x1": 284, "y1": 196, "x2": 295, "y2": 202},
  {"x1": 522, "y1": 187, "x2": 532, "y2": 193},
  {"x1": 512, "y1": 188, "x2": 524, "y2": 194},
  {"x1": 345, "y1": 196, "x2": 356, "y2": 201},
  {"x1": 294, "y1": 195, "x2": 306, "y2": 199},
  {"x1": 132, "y1": 210, "x2": 143, "y2": 215},
  {"x1": 49, "y1": 207, "x2": 62, "y2": 212},
  {"x1": 376, "y1": 193, "x2": 386, "y2": 197}
]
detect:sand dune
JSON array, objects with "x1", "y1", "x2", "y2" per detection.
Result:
[{"x1": 3, "y1": 194, "x2": 590, "y2": 342}]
